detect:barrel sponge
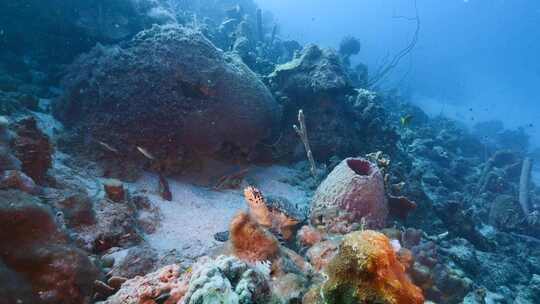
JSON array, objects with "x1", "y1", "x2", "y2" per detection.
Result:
[
  {"x1": 322, "y1": 230, "x2": 424, "y2": 304},
  {"x1": 311, "y1": 158, "x2": 388, "y2": 232}
]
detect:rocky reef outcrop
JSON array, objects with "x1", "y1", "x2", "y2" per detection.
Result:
[
  {"x1": 0, "y1": 116, "x2": 52, "y2": 186},
  {"x1": 266, "y1": 44, "x2": 399, "y2": 162},
  {"x1": 2, "y1": 1, "x2": 540, "y2": 303},
  {"x1": 54, "y1": 24, "x2": 280, "y2": 164},
  {"x1": 0, "y1": 190, "x2": 100, "y2": 304},
  {"x1": 269, "y1": 44, "x2": 353, "y2": 98},
  {"x1": 11, "y1": 116, "x2": 53, "y2": 183}
]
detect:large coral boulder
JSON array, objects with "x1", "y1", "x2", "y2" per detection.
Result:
[
  {"x1": 54, "y1": 24, "x2": 280, "y2": 160},
  {"x1": 322, "y1": 230, "x2": 424, "y2": 304},
  {"x1": 311, "y1": 158, "x2": 388, "y2": 233}
]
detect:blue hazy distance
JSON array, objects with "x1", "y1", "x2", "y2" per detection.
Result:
[{"x1": 257, "y1": 0, "x2": 540, "y2": 146}]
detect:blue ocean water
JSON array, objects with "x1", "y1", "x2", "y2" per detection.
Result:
[{"x1": 259, "y1": 0, "x2": 540, "y2": 146}]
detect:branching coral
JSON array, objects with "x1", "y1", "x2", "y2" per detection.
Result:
[
  {"x1": 322, "y1": 230, "x2": 424, "y2": 304},
  {"x1": 367, "y1": 0, "x2": 420, "y2": 87},
  {"x1": 293, "y1": 109, "x2": 317, "y2": 179}
]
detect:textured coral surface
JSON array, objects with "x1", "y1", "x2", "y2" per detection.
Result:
[
  {"x1": 229, "y1": 212, "x2": 280, "y2": 262},
  {"x1": 323, "y1": 230, "x2": 424, "y2": 304},
  {"x1": 311, "y1": 158, "x2": 388, "y2": 232}
]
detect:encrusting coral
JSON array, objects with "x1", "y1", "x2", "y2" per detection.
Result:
[{"x1": 321, "y1": 230, "x2": 424, "y2": 304}]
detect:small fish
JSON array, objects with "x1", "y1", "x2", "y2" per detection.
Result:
[
  {"x1": 400, "y1": 114, "x2": 414, "y2": 127},
  {"x1": 97, "y1": 140, "x2": 119, "y2": 154},
  {"x1": 185, "y1": 266, "x2": 193, "y2": 274},
  {"x1": 158, "y1": 173, "x2": 172, "y2": 201},
  {"x1": 137, "y1": 146, "x2": 155, "y2": 160}
]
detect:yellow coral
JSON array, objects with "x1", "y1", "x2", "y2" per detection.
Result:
[{"x1": 322, "y1": 230, "x2": 424, "y2": 304}]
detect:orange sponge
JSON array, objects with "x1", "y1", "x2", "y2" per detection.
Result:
[
  {"x1": 229, "y1": 212, "x2": 280, "y2": 262},
  {"x1": 323, "y1": 230, "x2": 424, "y2": 304}
]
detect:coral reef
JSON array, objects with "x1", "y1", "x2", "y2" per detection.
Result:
[
  {"x1": 269, "y1": 44, "x2": 352, "y2": 97},
  {"x1": 97, "y1": 264, "x2": 185, "y2": 304},
  {"x1": 322, "y1": 230, "x2": 424, "y2": 304},
  {"x1": 100, "y1": 255, "x2": 275, "y2": 304},
  {"x1": 311, "y1": 157, "x2": 388, "y2": 232},
  {"x1": 1, "y1": 1, "x2": 540, "y2": 303}
]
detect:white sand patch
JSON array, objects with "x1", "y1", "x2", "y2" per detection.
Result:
[{"x1": 131, "y1": 163, "x2": 311, "y2": 259}]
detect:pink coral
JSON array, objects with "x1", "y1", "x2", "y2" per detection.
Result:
[{"x1": 99, "y1": 264, "x2": 189, "y2": 304}]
